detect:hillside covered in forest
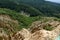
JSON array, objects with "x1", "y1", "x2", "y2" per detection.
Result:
[{"x1": 0, "y1": 0, "x2": 60, "y2": 17}]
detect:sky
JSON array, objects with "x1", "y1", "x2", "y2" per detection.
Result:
[{"x1": 45, "y1": 0, "x2": 60, "y2": 3}]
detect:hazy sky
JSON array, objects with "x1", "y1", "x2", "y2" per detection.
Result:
[{"x1": 45, "y1": 0, "x2": 60, "y2": 3}]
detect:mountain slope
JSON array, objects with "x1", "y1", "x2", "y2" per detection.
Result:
[
  {"x1": 0, "y1": 0, "x2": 60, "y2": 17},
  {"x1": 11, "y1": 0, "x2": 60, "y2": 17},
  {"x1": 0, "y1": 8, "x2": 36, "y2": 34},
  {"x1": 0, "y1": 0, "x2": 43, "y2": 16}
]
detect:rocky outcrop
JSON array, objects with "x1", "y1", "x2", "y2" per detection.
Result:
[
  {"x1": 11, "y1": 28, "x2": 58, "y2": 40},
  {"x1": 29, "y1": 30, "x2": 57, "y2": 40},
  {"x1": 0, "y1": 27, "x2": 59, "y2": 40},
  {"x1": 0, "y1": 15, "x2": 19, "y2": 33},
  {"x1": 0, "y1": 15, "x2": 60, "y2": 40},
  {"x1": 29, "y1": 21, "x2": 60, "y2": 40},
  {"x1": 0, "y1": 28, "x2": 9, "y2": 40},
  {"x1": 29, "y1": 21, "x2": 57, "y2": 33},
  {"x1": 11, "y1": 28, "x2": 31, "y2": 40}
]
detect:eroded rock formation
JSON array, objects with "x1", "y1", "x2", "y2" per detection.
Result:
[
  {"x1": 0, "y1": 15, "x2": 19, "y2": 33},
  {"x1": 10, "y1": 21, "x2": 60, "y2": 40},
  {"x1": 0, "y1": 15, "x2": 60, "y2": 40},
  {"x1": 0, "y1": 28, "x2": 9, "y2": 40},
  {"x1": 11, "y1": 28, "x2": 31, "y2": 40}
]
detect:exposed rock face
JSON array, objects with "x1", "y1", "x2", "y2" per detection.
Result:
[
  {"x1": 11, "y1": 28, "x2": 31, "y2": 40},
  {"x1": 28, "y1": 21, "x2": 60, "y2": 40},
  {"x1": 52, "y1": 25, "x2": 60, "y2": 36},
  {"x1": 0, "y1": 27, "x2": 59, "y2": 40},
  {"x1": 0, "y1": 15, "x2": 19, "y2": 33},
  {"x1": 11, "y1": 28, "x2": 58, "y2": 40},
  {"x1": 29, "y1": 29, "x2": 58, "y2": 40},
  {"x1": 0, "y1": 15, "x2": 60, "y2": 40},
  {"x1": 29, "y1": 21, "x2": 57, "y2": 33},
  {"x1": 0, "y1": 28, "x2": 9, "y2": 40}
]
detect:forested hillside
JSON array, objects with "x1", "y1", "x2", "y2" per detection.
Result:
[
  {"x1": 0, "y1": 0, "x2": 60, "y2": 17},
  {"x1": 11, "y1": 0, "x2": 60, "y2": 17},
  {"x1": 0, "y1": 0, "x2": 43, "y2": 16}
]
